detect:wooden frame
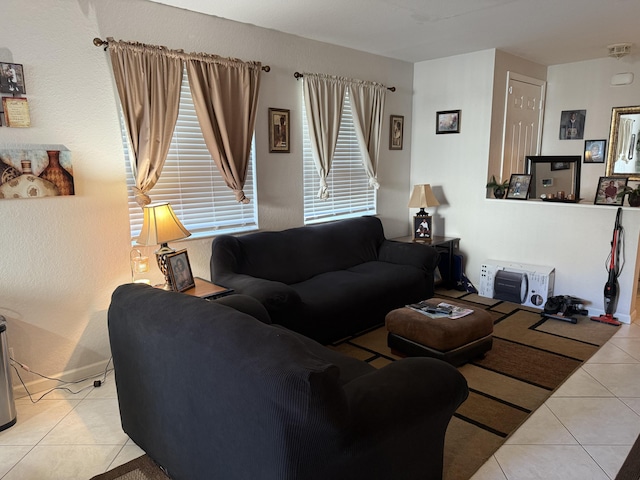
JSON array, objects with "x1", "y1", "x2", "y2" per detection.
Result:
[
  {"x1": 167, "y1": 249, "x2": 195, "y2": 292},
  {"x1": 2, "y1": 97, "x2": 30, "y2": 127},
  {"x1": 594, "y1": 176, "x2": 627, "y2": 206},
  {"x1": 0, "y1": 62, "x2": 26, "y2": 94},
  {"x1": 436, "y1": 110, "x2": 460, "y2": 134},
  {"x1": 389, "y1": 114, "x2": 404, "y2": 150},
  {"x1": 413, "y1": 215, "x2": 432, "y2": 241},
  {"x1": 268, "y1": 108, "x2": 290, "y2": 153},
  {"x1": 506, "y1": 174, "x2": 531, "y2": 200},
  {"x1": 584, "y1": 139, "x2": 606, "y2": 163}
]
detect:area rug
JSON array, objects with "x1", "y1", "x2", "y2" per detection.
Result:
[
  {"x1": 91, "y1": 289, "x2": 619, "y2": 480},
  {"x1": 90, "y1": 454, "x2": 169, "y2": 480},
  {"x1": 328, "y1": 289, "x2": 619, "y2": 480},
  {"x1": 616, "y1": 431, "x2": 640, "y2": 480}
]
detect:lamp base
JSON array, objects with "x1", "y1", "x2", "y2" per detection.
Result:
[{"x1": 155, "y1": 243, "x2": 176, "y2": 291}]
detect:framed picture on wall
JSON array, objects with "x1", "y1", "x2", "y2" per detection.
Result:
[
  {"x1": 0, "y1": 62, "x2": 26, "y2": 94},
  {"x1": 594, "y1": 176, "x2": 627, "y2": 206},
  {"x1": 506, "y1": 174, "x2": 531, "y2": 200},
  {"x1": 436, "y1": 110, "x2": 460, "y2": 134},
  {"x1": 268, "y1": 108, "x2": 290, "y2": 153},
  {"x1": 390, "y1": 115, "x2": 404, "y2": 150},
  {"x1": 559, "y1": 110, "x2": 586, "y2": 140},
  {"x1": 584, "y1": 139, "x2": 606, "y2": 163}
]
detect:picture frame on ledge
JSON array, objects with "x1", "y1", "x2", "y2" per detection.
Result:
[
  {"x1": 413, "y1": 216, "x2": 432, "y2": 241},
  {"x1": 167, "y1": 249, "x2": 196, "y2": 292},
  {"x1": 506, "y1": 174, "x2": 531, "y2": 200},
  {"x1": 268, "y1": 108, "x2": 290, "y2": 153},
  {"x1": 594, "y1": 176, "x2": 627, "y2": 206}
]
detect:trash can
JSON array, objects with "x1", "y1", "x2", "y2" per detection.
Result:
[{"x1": 0, "y1": 316, "x2": 16, "y2": 431}]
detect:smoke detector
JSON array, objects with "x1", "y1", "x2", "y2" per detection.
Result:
[{"x1": 608, "y1": 43, "x2": 632, "y2": 59}]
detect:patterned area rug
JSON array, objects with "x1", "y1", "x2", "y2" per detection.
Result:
[
  {"x1": 91, "y1": 289, "x2": 619, "y2": 480},
  {"x1": 328, "y1": 289, "x2": 619, "y2": 480}
]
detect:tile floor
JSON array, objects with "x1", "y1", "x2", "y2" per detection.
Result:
[{"x1": 0, "y1": 320, "x2": 638, "y2": 479}]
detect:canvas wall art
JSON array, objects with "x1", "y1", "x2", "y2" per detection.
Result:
[{"x1": 0, "y1": 145, "x2": 74, "y2": 199}]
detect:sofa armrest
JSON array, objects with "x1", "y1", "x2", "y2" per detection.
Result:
[
  {"x1": 212, "y1": 294, "x2": 272, "y2": 324},
  {"x1": 378, "y1": 239, "x2": 440, "y2": 271},
  {"x1": 216, "y1": 273, "x2": 301, "y2": 312},
  {"x1": 344, "y1": 357, "x2": 468, "y2": 437}
]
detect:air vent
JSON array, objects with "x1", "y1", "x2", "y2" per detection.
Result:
[{"x1": 608, "y1": 43, "x2": 632, "y2": 59}]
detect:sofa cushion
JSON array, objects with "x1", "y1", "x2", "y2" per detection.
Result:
[{"x1": 213, "y1": 216, "x2": 385, "y2": 285}]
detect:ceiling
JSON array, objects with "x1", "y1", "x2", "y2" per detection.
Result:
[{"x1": 147, "y1": 0, "x2": 640, "y2": 66}]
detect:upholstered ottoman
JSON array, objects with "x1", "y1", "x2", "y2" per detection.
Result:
[{"x1": 386, "y1": 298, "x2": 493, "y2": 366}]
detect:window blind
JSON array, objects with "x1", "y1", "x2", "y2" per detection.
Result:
[
  {"x1": 302, "y1": 88, "x2": 376, "y2": 224},
  {"x1": 124, "y1": 72, "x2": 258, "y2": 241}
]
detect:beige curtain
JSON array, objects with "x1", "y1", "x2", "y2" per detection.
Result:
[
  {"x1": 185, "y1": 54, "x2": 261, "y2": 204},
  {"x1": 348, "y1": 82, "x2": 387, "y2": 189},
  {"x1": 303, "y1": 73, "x2": 347, "y2": 199},
  {"x1": 107, "y1": 38, "x2": 183, "y2": 207}
]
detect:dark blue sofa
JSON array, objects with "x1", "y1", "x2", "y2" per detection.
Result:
[
  {"x1": 210, "y1": 216, "x2": 439, "y2": 344},
  {"x1": 108, "y1": 284, "x2": 468, "y2": 480}
]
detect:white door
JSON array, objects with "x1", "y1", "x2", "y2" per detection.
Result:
[{"x1": 501, "y1": 72, "x2": 546, "y2": 180}]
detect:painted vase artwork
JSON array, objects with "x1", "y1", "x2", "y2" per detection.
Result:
[{"x1": 0, "y1": 145, "x2": 74, "y2": 199}]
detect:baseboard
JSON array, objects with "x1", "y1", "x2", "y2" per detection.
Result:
[{"x1": 11, "y1": 359, "x2": 113, "y2": 399}]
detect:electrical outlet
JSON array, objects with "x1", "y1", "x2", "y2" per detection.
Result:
[{"x1": 8, "y1": 348, "x2": 14, "y2": 360}]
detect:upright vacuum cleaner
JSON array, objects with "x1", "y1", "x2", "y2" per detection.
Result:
[{"x1": 591, "y1": 207, "x2": 624, "y2": 326}]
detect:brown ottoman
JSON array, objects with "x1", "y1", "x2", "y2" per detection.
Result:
[{"x1": 386, "y1": 298, "x2": 493, "y2": 366}]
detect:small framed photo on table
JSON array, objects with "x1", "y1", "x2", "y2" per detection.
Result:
[
  {"x1": 506, "y1": 174, "x2": 531, "y2": 200},
  {"x1": 413, "y1": 216, "x2": 432, "y2": 241},
  {"x1": 594, "y1": 176, "x2": 627, "y2": 206},
  {"x1": 167, "y1": 249, "x2": 195, "y2": 292}
]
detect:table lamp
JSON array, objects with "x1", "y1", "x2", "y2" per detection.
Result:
[
  {"x1": 408, "y1": 184, "x2": 440, "y2": 241},
  {"x1": 136, "y1": 202, "x2": 191, "y2": 290}
]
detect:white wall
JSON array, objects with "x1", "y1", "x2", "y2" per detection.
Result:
[
  {"x1": 412, "y1": 50, "x2": 640, "y2": 323},
  {"x1": 0, "y1": 0, "x2": 414, "y2": 389}
]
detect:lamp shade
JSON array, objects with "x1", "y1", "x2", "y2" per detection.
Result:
[
  {"x1": 136, "y1": 202, "x2": 191, "y2": 246},
  {"x1": 408, "y1": 184, "x2": 440, "y2": 208}
]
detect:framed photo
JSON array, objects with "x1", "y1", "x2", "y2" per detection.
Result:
[
  {"x1": 506, "y1": 174, "x2": 531, "y2": 200},
  {"x1": 167, "y1": 249, "x2": 195, "y2": 292},
  {"x1": 594, "y1": 176, "x2": 627, "y2": 206},
  {"x1": 559, "y1": 110, "x2": 586, "y2": 140},
  {"x1": 0, "y1": 63, "x2": 26, "y2": 94},
  {"x1": 436, "y1": 110, "x2": 460, "y2": 134},
  {"x1": 584, "y1": 139, "x2": 606, "y2": 163},
  {"x1": 390, "y1": 115, "x2": 404, "y2": 150},
  {"x1": 413, "y1": 216, "x2": 432, "y2": 241},
  {"x1": 268, "y1": 108, "x2": 290, "y2": 153}
]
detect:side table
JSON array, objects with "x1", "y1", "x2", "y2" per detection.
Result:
[
  {"x1": 179, "y1": 277, "x2": 234, "y2": 300},
  {"x1": 391, "y1": 235, "x2": 461, "y2": 289}
]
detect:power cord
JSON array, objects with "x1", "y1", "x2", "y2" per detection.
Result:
[{"x1": 10, "y1": 356, "x2": 114, "y2": 404}]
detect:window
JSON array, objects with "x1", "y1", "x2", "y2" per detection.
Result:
[
  {"x1": 303, "y1": 88, "x2": 376, "y2": 224},
  {"x1": 123, "y1": 71, "x2": 257, "y2": 241}
]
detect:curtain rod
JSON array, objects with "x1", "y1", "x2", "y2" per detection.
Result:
[
  {"x1": 93, "y1": 38, "x2": 271, "y2": 72},
  {"x1": 293, "y1": 72, "x2": 395, "y2": 92}
]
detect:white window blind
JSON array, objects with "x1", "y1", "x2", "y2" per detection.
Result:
[
  {"x1": 302, "y1": 88, "x2": 376, "y2": 224},
  {"x1": 123, "y1": 72, "x2": 258, "y2": 241}
]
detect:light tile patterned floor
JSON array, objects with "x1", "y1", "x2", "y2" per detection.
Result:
[
  {"x1": 0, "y1": 321, "x2": 638, "y2": 479},
  {"x1": 471, "y1": 320, "x2": 640, "y2": 480}
]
